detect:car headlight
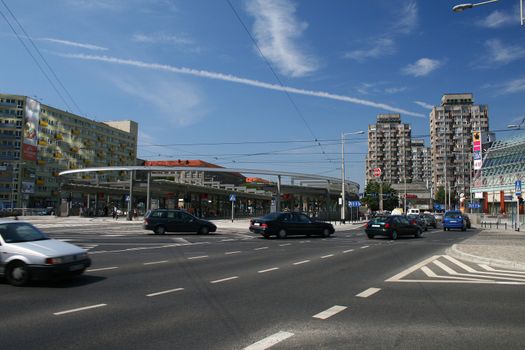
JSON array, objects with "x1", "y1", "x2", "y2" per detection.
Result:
[{"x1": 45, "y1": 257, "x2": 64, "y2": 265}]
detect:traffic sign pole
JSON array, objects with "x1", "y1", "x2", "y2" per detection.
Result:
[{"x1": 516, "y1": 180, "x2": 522, "y2": 231}]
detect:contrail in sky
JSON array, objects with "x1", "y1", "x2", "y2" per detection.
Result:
[{"x1": 59, "y1": 53, "x2": 425, "y2": 118}]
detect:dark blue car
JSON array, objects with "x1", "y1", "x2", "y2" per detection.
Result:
[{"x1": 443, "y1": 210, "x2": 467, "y2": 231}]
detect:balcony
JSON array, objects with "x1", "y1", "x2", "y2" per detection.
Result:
[
  {"x1": 71, "y1": 129, "x2": 80, "y2": 135},
  {"x1": 37, "y1": 160, "x2": 45, "y2": 166},
  {"x1": 39, "y1": 120, "x2": 48, "y2": 127},
  {"x1": 55, "y1": 133, "x2": 63, "y2": 140},
  {"x1": 53, "y1": 152, "x2": 63, "y2": 159},
  {"x1": 38, "y1": 139, "x2": 48, "y2": 146},
  {"x1": 70, "y1": 146, "x2": 79, "y2": 153},
  {"x1": 36, "y1": 179, "x2": 45, "y2": 186}
]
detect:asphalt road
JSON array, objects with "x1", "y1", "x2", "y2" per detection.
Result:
[{"x1": 1, "y1": 222, "x2": 524, "y2": 349}]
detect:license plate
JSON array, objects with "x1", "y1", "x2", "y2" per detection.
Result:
[
  {"x1": 372, "y1": 224, "x2": 380, "y2": 228},
  {"x1": 450, "y1": 220, "x2": 457, "y2": 223},
  {"x1": 69, "y1": 264, "x2": 84, "y2": 271},
  {"x1": 253, "y1": 222, "x2": 260, "y2": 226}
]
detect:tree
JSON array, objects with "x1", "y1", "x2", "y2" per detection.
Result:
[
  {"x1": 435, "y1": 186, "x2": 445, "y2": 205},
  {"x1": 362, "y1": 181, "x2": 398, "y2": 211}
]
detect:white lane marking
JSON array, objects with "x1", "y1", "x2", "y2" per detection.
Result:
[
  {"x1": 54, "y1": 304, "x2": 107, "y2": 316},
  {"x1": 321, "y1": 254, "x2": 334, "y2": 259},
  {"x1": 86, "y1": 267, "x2": 118, "y2": 272},
  {"x1": 244, "y1": 331, "x2": 294, "y2": 350},
  {"x1": 221, "y1": 239, "x2": 236, "y2": 242},
  {"x1": 210, "y1": 276, "x2": 239, "y2": 284},
  {"x1": 312, "y1": 305, "x2": 348, "y2": 320},
  {"x1": 356, "y1": 287, "x2": 381, "y2": 298},
  {"x1": 279, "y1": 243, "x2": 291, "y2": 247},
  {"x1": 143, "y1": 260, "x2": 168, "y2": 265},
  {"x1": 187, "y1": 255, "x2": 208, "y2": 260},
  {"x1": 343, "y1": 249, "x2": 354, "y2": 253},
  {"x1": 393, "y1": 279, "x2": 525, "y2": 285},
  {"x1": 385, "y1": 255, "x2": 441, "y2": 282},
  {"x1": 293, "y1": 260, "x2": 310, "y2": 265},
  {"x1": 478, "y1": 264, "x2": 525, "y2": 275},
  {"x1": 254, "y1": 247, "x2": 269, "y2": 250},
  {"x1": 225, "y1": 251, "x2": 242, "y2": 255},
  {"x1": 443, "y1": 255, "x2": 525, "y2": 278},
  {"x1": 102, "y1": 234, "x2": 124, "y2": 237},
  {"x1": 146, "y1": 288, "x2": 184, "y2": 297},
  {"x1": 360, "y1": 245, "x2": 370, "y2": 249},
  {"x1": 433, "y1": 260, "x2": 525, "y2": 282},
  {"x1": 421, "y1": 266, "x2": 487, "y2": 281},
  {"x1": 258, "y1": 267, "x2": 279, "y2": 273}
]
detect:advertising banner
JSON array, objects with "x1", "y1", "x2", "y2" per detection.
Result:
[
  {"x1": 23, "y1": 97, "x2": 40, "y2": 161},
  {"x1": 21, "y1": 181, "x2": 35, "y2": 194},
  {"x1": 473, "y1": 131, "x2": 482, "y2": 170}
]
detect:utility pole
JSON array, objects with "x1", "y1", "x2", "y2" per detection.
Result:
[
  {"x1": 444, "y1": 108, "x2": 448, "y2": 211},
  {"x1": 341, "y1": 132, "x2": 346, "y2": 223}
]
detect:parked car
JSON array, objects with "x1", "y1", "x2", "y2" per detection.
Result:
[
  {"x1": 0, "y1": 220, "x2": 91, "y2": 286},
  {"x1": 443, "y1": 211, "x2": 467, "y2": 231},
  {"x1": 249, "y1": 212, "x2": 334, "y2": 239},
  {"x1": 407, "y1": 208, "x2": 420, "y2": 215},
  {"x1": 434, "y1": 213, "x2": 444, "y2": 222},
  {"x1": 421, "y1": 213, "x2": 437, "y2": 228},
  {"x1": 365, "y1": 215, "x2": 422, "y2": 240},
  {"x1": 143, "y1": 209, "x2": 217, "y2": 235},
  {"x1": 407, "y1": 214, "x2": 428, "y2": 231}
]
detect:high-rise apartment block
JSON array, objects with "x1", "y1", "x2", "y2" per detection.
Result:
[
  {"x1": 410, "y1": 139, "x2": 432, "y2": 183},
  {"x1": 429, "y1": 93, "x2": 489, "y2": 200},
  {"x1": 366, "y1": 114, "x2": 412, "y2": 184},
  {"x1": 0, "y1": 93, "x2": 138, "y2": 209}
]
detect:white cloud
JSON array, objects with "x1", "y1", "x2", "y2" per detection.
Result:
[
  {"x1": 37, "y1": 37, "x2": 108, "y2": 51},
  {"x1": 384, "y1": 86, "x2": 407, "y2": 94},
  {"x1": 344, "y1": 38, "x2": 396, "y2": 62},
  {"x1": 345, "y1": 2, "x2": 417, "y2": 62},
  {"x1": 58, "y1": 52, "x2": 426, "y2": 118},
  {"x1": 499, "y1": 76, "x2": 525, "y2": 94},
  {"x1": 484, "y1": 39, "x2": 525, "y2": 64},
  {"x1": 413, "y1": 101, "x2": 434, "y2": 109},
  {"x1": 110, "y1": 77, "x2": 206, "y2": 127},
  {"x1": 477, "y1": 10, "x2": 515, "y2": 28},
  {"x1": 132, "y1": 33, "x2": 193, "y2": 45},
  {"x1": 402, "y1": 58, "x2": 442, "y2": 77},
  {"x1": 246, "y1": 0, "x2": 318, "y2": 77}
]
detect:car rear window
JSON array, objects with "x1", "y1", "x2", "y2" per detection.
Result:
[
  {"x1": 445, "y1": 212, "x2": 462, "y2": 219},
  {"x1": 370, "y1": 216, "x2": 389, "y2": 223}
]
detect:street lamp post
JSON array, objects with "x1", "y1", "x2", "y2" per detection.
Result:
[
  {"x1": 453, "y1": 0, "x2": 524, "y2": 26},
  {"x1": 341, "y1": 131, "x2": 364, "y2": 223}
]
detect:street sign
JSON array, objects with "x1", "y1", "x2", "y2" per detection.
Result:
[
  {"x1": 468, "y1": 203, "x2": 481, "y2": 209},
  {"x1": 433, "y1": 203, "x2": 442, "y2": 210},
  {"x1": 229, "y1": 194, "x2": 236, "y2": 202},
  {"x1": 516, "y1": 180, "x2": 522, "y2": 196},
  {"x1": 373, "y1": 167, "x2": 382, "y2": 177},
  {"x1": 125, "y1": 195, "x2": 130, "y2": 202},
  {"x1": 348, "y1": 201, "x2": 361, "y2": 208}
]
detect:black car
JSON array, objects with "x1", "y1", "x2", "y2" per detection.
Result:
[
  {"x1": 249, "y1": 212, "x2": 334, "y2": 239},
  {"x1": 143, "y1": 209, "x2": 217, "y2": 235},
  {"x1": 421, "y1": 213, "x2": 437, "y2": 228},
  {"x1": 365, "y1": 215, "x2": 422, "y2": 240},
  {"x1": 407, "y1": 214, "x2": 428, "y2": 231}
]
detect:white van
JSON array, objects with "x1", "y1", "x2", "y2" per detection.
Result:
[{"x1": 407, "y1": 208, "x2": 420, "y2": 215}]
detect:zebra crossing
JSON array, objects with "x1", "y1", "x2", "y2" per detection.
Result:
[{"x1": 386, "y1": 255, "x2": 525, "y2": 285}]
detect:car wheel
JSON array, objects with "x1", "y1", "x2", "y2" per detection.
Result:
[
  {"x1": 6, "y1": 262, "x2": 31, "y2": 286},
  {"x1": 367, "y1": 233, "x2": 374, "y2": 239},
  {"x1": 415, "y1": 229, "x2": 422, "y2": 238},
  {"x1": 154, "y1": 226, "x2": 166, "y2": 235},
  {"x1": 322, "y1": 228, "x2": 331, "y2": 238},
  {"x1": 199, "y1": 226, "x2": 210, "y2": 235},
  {"x1": 443, "y1": 227, "x2": 447, "y2": 231},
  {"x1": 390, "y1": 230, "x2": 398, "y2": 240},
  {"x1": 424, "y1": 226, "x2": 428, "y2": 232},
  {"x1": 277, "y1": 229, "x2": 287, "y2": 239},
  {"x1": 462, "y1": 226, "x2": 466, "y2": 232}
]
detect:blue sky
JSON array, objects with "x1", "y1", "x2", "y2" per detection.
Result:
[{"x1": 1, "y1": 0, "x2": 524, "y2": 189}]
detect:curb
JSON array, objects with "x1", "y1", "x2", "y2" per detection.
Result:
[{"x1": 446, "y1": 244, "x2": 525, "y2": 272}]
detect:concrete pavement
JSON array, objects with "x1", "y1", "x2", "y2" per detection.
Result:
[{"x1": 447, "y1": 227, "x2": 525, "y2": 271}]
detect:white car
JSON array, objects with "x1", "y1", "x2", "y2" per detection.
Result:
[{"x1": 0, "y1": 220, "x2": 91, "y2": 286}]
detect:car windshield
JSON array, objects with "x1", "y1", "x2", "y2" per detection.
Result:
[
  {"x1": 0, "y1": 223, "x2": 49, "y2": 243},
  {"x1": 261, "y1": 212, "x2": 283, "y2": 220},
  {"x1": 445, "y1": 212, "x2": 462, "y2": 219}
]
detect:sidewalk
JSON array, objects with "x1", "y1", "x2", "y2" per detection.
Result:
[{"x1": 446, "y1": 227, "x2": 525, "y2": 271}]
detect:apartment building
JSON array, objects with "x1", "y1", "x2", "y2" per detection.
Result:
[
  {"x1": 366, "y1": 114, "x2": 412, "y2": 185},
  {"x1": 0, "y1": 93, "x2": 138, "y2": 209},
  {"x1": 429, "y1": 93, "x2": 489, "y2": 204},
  {"x1": 411, "y1": 139, "x2": 432, "y2": 183}
]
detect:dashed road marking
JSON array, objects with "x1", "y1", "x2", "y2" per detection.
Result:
[
  {"x1": 221, "y1": 239, "x2": 236, "y2": 242},
  {"x1": 211, "y1": 276, "x2": 239, "y2": 284},
  {"x1": 360, "y1": 245, "x2": 370, "y2": 249},
  {"x1": 54, "y1": 304, "x2": 107, "y2": 316},
  {"x1": 144, "y1": 260, "x2": 168, "y2": 265},
  {"x1": 293, "y1": 260, "x2": 310, "y2": 265},
  {"x1": 225, "y1": 251, "x2": 242, "y2": 255},
  {"x1": 343, "y1": 249, "x2": 354, "y2": 253},
  {"x1": 279, "y1": 243, "x2": 291, "y2": 247},
  {"x1": 356, "y1": 287, "x2": 381, "y2": 298},
  {"x1": 146, "y1": 288, "x2": 184, "y2": 297},
  {"x1": 86, "y1": 266, "x2": 119, "y2": 272},
  {"x1": 258, "y1": 267, "x2": 279, "y2": 273},
  {"x1": 313, "y1": 305, "x2": 347, "y2": 320},
  {"x1": 321, "y1": 254, "x2": 334, "y2": 259},
  {"x1": 244, "y1": 331, "x2": 294, "y2": 350},
  {"x1": 254, "y1": 247, "x2": 269, "y2": 251},
  {"x1": 187, "y1": 255, "x2": 208, "y2": 260}
]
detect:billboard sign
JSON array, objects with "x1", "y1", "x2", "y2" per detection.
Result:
[
  {"x1": 23, "y1": 98, "x2": 40, "y2": 161},
  {"x1": 21, "y1": 181, "x2": 35, "y2": 194},
  {"x1": 473, "y1": 131, "x2": 482, "y2": 170}
]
